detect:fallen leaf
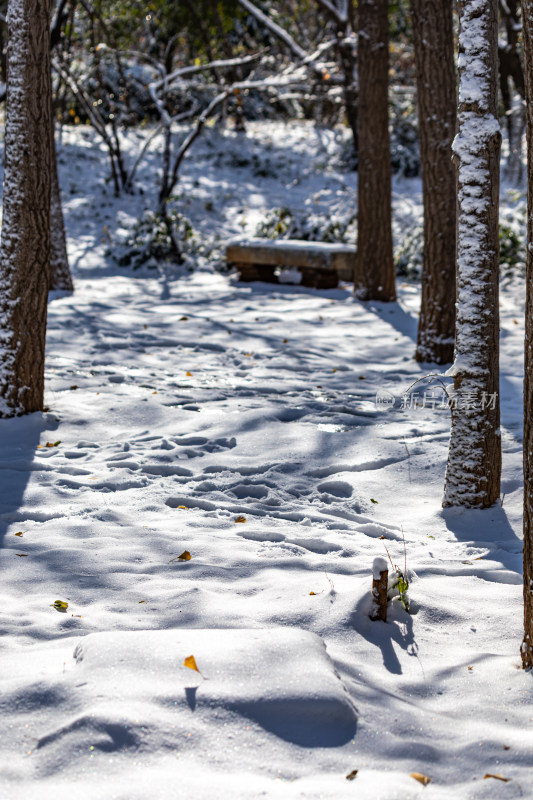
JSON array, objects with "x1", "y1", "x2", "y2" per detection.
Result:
[
  {"x1": 179, "y1": 316, "x2": 188, "y2": 321},
  {"x1": 152, "y1": 391, "x2": 158, "y2": 395},
  {"x1": 283, "y1": 338, "x2": 288, "y2": 343},
  {"x1": 71, "y1": 614, "x2": 82, "y2": 618},
  {"x1": 177, "y1": 505, "x2": 188, "y2": 510},
  {"x1": 358, "y1": 375, "x2": 366, "y2": 380},
  {"x1": 310, "y1": 591, "x2": 317, "y2": 596},
  {"x1": 410, "y1": 773, "x2": 431, "y2": 786},
  {"x1": 332, "y1": 368, "x2": 337, "y2": 372},
  {"x1": 185, "y1": 371, "x2": 192, "y2": 377},
  {"x1": 468, "y1": 666, "x2": 473, "y2": 671},
  {"x1": 184, "y1": 655, "x2": 200, "y2": 672},
  {"x1": 235, "y1": 515, "x2": 247, "y2": 523},
  {"x1": 345, "y1": 769, "x2": 358, "y2": 781},
  {"x1": 15, "y1": 553, "x2": 28, "y2": 557},
  {"x1": 484, "y1": 774, "x2": 509, "y2": 783},
  {"x1": 51, "y1": 600, "x2": 68, "y2": 612},
  {"x1": 14, "y1": 532, "x2": 23, "y2": 537},
  {"x1": 370, "y1": 498, "x2": 378, "y2": 504},
  {"x1": 138, "y1": 600, "x2": 147, "y2": 603},
  {"x1": 70, "y1": 385, "x2": 78, "y2": 390},
  {"x1": 427, "y1": 535, "x2": 435, "y2": 539},
  {"x1": 503, "y1": 745, "x2": 511, "y2": 750},
  {"x1": 45, "y1": 440, "x2": 61, "y2": 448},
  {"x1": 169, "y1": 550, "x2": 192, "y2": 563},
  {"x1": 379, "y1": 535, "x2": 387, "y2": 540}
]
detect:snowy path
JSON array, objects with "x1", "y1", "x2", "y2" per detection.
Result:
[{"x1": 0, "y1": 123, "x2": 531, "y2": 798}]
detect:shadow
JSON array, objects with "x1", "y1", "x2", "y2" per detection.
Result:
[
  {"x1": 357, "y1": 299, "x2": 418, "y2": 343},
  {"x1": 441, "y1": 505, "x2": 522, "y2": 576},
  {"x1": 348, "y1": 592, "x2": 418, "y2": 675},
  {"x1": 185, "y1": 686, "x2": 197, "y2": 711},
  {"x1": 0, "y1": 412, "x2": 59, "y2": 550},
  {"x1": 229, "y1": 697, "x2": 357, "y2": 748}
]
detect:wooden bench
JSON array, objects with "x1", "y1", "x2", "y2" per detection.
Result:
[{"x1": 226, "y1": 239, "x2": 356, "y2": 289}]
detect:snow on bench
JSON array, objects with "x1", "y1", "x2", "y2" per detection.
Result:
[{"x1": 226, "y1": 238, "x2": 356, "y2": 289}]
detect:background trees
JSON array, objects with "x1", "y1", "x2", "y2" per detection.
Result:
[
  {"x1": 411, "y1": 0, "x2": 456, "y2": 364},
  {"x1": 354, "y1": 0, "x2": 395, "y2": 301},
  {"x1": 521, "y1": 0, "x2": 533, "y2": 669}
]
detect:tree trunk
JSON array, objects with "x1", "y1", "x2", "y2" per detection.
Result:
[
  {"x1": 0, "y1": 0, "x2": 52, "y2": 416},
  {"x1": 443, "y1": 0, "x2": 501, "y2": 508},
  {"x1": 355, "y1": 0, "x2": 395, "y2": 301},
  {"x1": 411, "y1": 0, "x2": 456, "y2": 364},
  {"x1": 520, "y1": 0, "x2": 533, "y2": 669},
  {"x1": 50, "y1": 112, "x2": 73, "y2": 291}
]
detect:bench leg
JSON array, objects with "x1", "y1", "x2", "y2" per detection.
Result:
[
  {"x1": 236, "y1": 262, "x2": 279, "y2": 283},
  {"x1": 300, "y1": 269, "x2": 339, "y2": 289}
]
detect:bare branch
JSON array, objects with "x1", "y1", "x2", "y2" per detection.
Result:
[
  {"x1": 316, "y1": 0, "x2": 347, "y2": 26},
  {"x1": 151, "y1": 51, "x2": 265, "y2": 92},
  {"x1": 237, "y1": 0, "x2": 307, "y2": 60}
]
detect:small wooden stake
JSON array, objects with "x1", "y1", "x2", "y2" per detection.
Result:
[{"x1": 370, "y1": 557, "x2": 388, "y2": 621}]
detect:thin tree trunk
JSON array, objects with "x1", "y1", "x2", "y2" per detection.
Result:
[
  {"x1": 411, "y1": 0, "x2": 456, "y2": 364},
  {"x1": 443, "y1": 0, "x2": 501, "y2": 508},
  {"x1": 520, "y1": 0, "x2": 533, "y2": 669},
  {"x1": 355, "y1": 0, "x2": 395, "y2": 301},
  {"x1": 50, "y1": 112, "x2": 73, "y2": 291},
  {"x1": 0, "y1": 0, "x2": 52, "y2": 416}
]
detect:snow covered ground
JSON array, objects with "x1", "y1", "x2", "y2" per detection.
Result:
[{"x1": 0, "y1": 122, "x2": 531, "y2": 799}]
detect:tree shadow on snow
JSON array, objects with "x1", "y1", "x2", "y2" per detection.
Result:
[
  {"x1": 441, "y1": 505, "x2": 523, "y2": 576},
  {"x1": 0, "y1": 412, "x2": 59, "y2": 550}
]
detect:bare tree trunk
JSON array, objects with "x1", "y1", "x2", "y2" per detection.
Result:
[
  {"x1": 0, "y1": 0, "x2": 52, "y2": 416},
  {"x1": 50, "y1": 111, "x2": 73, "y2": 291},
  {"x1": 355, "y1": 0, "x2": 395, "y2": 301},
  {"x1": 520, "y1": 0, "x2": 533, "y2": 669},
  {"x1": 411, "y1": 0, "x2": 456, "y2": 364},
  {"x1": 443, "y1": 0, "x2": 501, "y2": 508}
]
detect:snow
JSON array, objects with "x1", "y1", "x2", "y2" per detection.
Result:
[{"x1": 0, "y1": 120, "x2": 531, "y2": 798}]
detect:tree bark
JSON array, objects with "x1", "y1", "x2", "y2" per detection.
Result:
[
  {"x1": 0, "y1": 0, "x2": 52, "y2": 416},
  {"x1": 443, "y1": 0, "x2": 501, "y2": 508},
  {"x1": 411, "y1": 0, "x2": 456, "y2": 364},
  {"x1": 520, "y1": 0, "x2": 533, "y2": 669},
  {"x1": 355, "y1": 0, "x2": 395, "y2": 301}
]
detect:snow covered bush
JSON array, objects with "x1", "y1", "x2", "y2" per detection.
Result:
[
  {"x1": 255, "y1": 207, "x2": 356, "y2": 243},
  {"x1": 110, "y1": 210, "x2": 197, "y2": 270}
]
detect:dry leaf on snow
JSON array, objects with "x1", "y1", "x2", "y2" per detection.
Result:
[{"x1": 410, "y1": 772, "x2": 431, "y2": 786}]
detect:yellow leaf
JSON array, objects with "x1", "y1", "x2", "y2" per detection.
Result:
[
  {"x1": 185, "y1": 371, "x2": 192, "y2": 376},
  {"x1": 51, "y1": 600, "x2": 68, "y2": 612},
  {"x1": 169, "y1": 550, "x2": 191, "y2": 563},
  {"x1": 45, "y1": 441, "x2": 61, "y2": 448},
  {"x1": 410, "y1": 773, "x2": 431, "y2": 786},
  {"x1": 234, "y1": 516, "x2": 246, "y2": 523},
  {"x1": 484, "y1": 774, "x2": 509, "y2": 783},
  {"x1": 152, "y1": 391, "x2": 158, "y2": 394},
  {"x1": 184, "y1": 654, "x2": 200, "y2": 672},
  {"x1": 138, "y1": 600, "x2": 147, "y2": 603},
  {"x1": 177, "y1": 505, "x2": 188, "y2": 510},
  {"x1": 14, "y1": 532, "x2": 23, "y2": 537},
  {"x1": 310, "y1": 591, "x2": 317, "y2": 595}
]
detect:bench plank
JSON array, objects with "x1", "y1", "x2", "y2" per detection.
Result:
[{"x1": 226, "y1": 238, "x2": 356, "y2": 284}]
